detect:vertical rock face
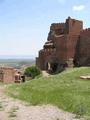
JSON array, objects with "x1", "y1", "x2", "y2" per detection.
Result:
[{"x1": 36, "y1": 17, "x2": 90, "y2": 73}]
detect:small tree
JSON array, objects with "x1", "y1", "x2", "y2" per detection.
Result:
[{"x1": 24, "y1": 66, "x2": 41, "y2": 78}]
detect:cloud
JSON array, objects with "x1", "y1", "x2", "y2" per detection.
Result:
[{"x1": 72, "y1": 5, "x2": 85, "y2": 11}]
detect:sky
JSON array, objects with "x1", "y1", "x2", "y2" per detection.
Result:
[{"x1": 0, "y1": 0, "x2": 90, "y2": 57}]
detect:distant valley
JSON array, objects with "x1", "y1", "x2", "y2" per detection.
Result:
[{"x1": 0, "y1": 58, "x2": 35, "y2": 69}]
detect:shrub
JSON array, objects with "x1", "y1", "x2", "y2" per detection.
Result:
[{"x1": 24, "y1": 66, "x2": 41, "y2": 78}]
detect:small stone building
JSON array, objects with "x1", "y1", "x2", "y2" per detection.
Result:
[
  {"x1": 36, "y1": 17, "x2": 90, "y2": 73},
  {"x1": 0, "y1": 67, "x2": 22, "y2": 83}
]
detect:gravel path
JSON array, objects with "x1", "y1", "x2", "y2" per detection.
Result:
[
  {"x1": 0, "y1": 86, "x2": 85, "y2": 120},
  {"x1": 42, "y1": 71, "x2": 50, "y2": 77}
]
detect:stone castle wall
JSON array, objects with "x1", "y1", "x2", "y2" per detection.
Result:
[
  {"x1": 36, "y1": 17, "x2": 90, "y2": 72},
  {"x1": 75, "y1": 29, "x2": 90, "y2": 66},
  {"x1": 0, "y1": 67, "x2": 16, "y2": 83},
  {"x1": 0, "y1": 67, "x2": 22, "y2": 84}
]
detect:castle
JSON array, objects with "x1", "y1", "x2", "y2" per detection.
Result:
[{"x1": 36, "y1": 17, "x2": 90, "y2": 73}]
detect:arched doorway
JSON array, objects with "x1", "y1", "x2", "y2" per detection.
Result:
[
  {"x1": 51, "y1": 62, "x2": 58, "y2": 73},
  {"x1": 45, "y1": 62, "x2": 59, "y2": 73}
]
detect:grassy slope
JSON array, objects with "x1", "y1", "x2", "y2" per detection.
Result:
[{"x1": 7, "y1": 67, "x2": 90, "y2": 116}]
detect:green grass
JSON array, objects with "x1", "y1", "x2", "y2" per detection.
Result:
[{"x1": 7, "y1": 67, "x2": 90, "y2": 116}]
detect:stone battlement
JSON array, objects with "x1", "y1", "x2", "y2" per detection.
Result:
[{"x1": 82, "y1": 28, "x2": 90, "y2": 33}]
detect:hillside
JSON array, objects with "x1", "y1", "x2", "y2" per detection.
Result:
[{"x1": 7, "y1": 67, "x2": 90, "y2": 116}]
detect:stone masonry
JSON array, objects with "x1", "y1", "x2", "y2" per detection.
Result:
[
  {"x1": 36, "y1": 17, "x2": 90, "y2": 73},
  {"x1": 0, "y1": 67, "x2": 22, "y2": 83}
]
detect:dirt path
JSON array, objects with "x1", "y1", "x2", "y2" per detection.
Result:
[
  {"x1": 42, "y1": 71, "x2": 50, "y2": 77},
  {"x1": 0, "y1": 86, "x2": 85, "y2": 120}
]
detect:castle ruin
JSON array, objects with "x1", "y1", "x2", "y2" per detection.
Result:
[
  {"x1": 0, "y1": 67, "x2": 25, "y2": 83},
  {"x1": 36, "y1": 17, "x2": 90, "y2": 73}
]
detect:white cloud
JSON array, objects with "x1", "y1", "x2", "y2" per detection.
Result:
[{"x1": 73, "y1": 5, "x2": 85, "y2": 11}]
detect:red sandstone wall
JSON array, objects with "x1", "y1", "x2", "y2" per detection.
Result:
[
  {"x1": 77, "y1": 29, "x2": 90, "y2": 65},
  {"x1": 37, "y1": 50, "x2": 45, "y2": 69},
  {"x1": 66, "y1": 35, "x2": 79, "y2": 59},
  {"x1": 47, "y1": 23, "x2": 65, "y2": 41},
  {"x1": 65, "y1": 18, "x2": 83, "y2": 35},
  {"x1": 53, "y1": 36, "x2": 67, "y2": 62},
  {"x1": 50, "y1": 23, "x2": 65, "y2": 31},
  {"x1": 3, "y1": 68, "x2": 15, "y2": 84},
  {"x1": 53, "y1": 35, "x2": 79, "y2": 62}
]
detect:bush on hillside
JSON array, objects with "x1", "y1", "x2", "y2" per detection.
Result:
[{"x1": 24, "y1": 66, "x2": 41, "y2": 78}]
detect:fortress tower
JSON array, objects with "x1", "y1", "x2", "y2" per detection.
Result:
[{"x1": 36, "y1": 17, "x2": 90, "y2": 73}]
